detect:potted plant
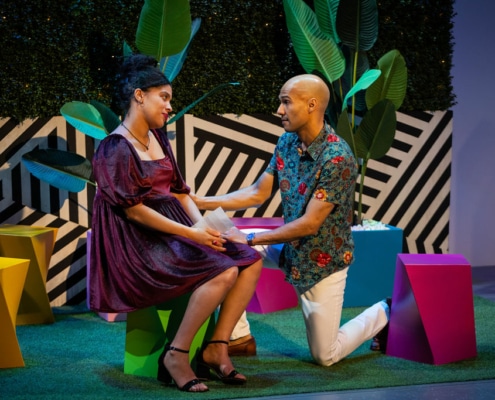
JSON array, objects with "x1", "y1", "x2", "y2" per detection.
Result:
[{"x1": 283, "y1": 0, "x2": 407, "y2": 306}]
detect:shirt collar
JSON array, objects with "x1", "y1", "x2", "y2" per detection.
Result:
[{"x1": 296, "y1": 122, "x2": 333, "y2": 160}]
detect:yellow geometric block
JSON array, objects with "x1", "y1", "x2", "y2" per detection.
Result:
[
  {"x1": 0, "y1": 257, "x2": 30, "y2": 368},
  {"x1": 0, "y1": 225, "x2": 58, "y2": 325}
]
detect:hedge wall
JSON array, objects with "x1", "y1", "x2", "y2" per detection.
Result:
[{"x1": 0, "y1": 0, "x2": 455, "y2": 123}]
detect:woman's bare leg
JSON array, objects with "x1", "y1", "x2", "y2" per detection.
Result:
[
  {"x1": 163, "y1": 267, "x2": 238, "y2": 390},
  {"x1": 201, "y1": 259, "x2": 263, "y2": 376}
]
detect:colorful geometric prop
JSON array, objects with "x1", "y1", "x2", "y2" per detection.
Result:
[
  {"x1": 344, "y1": 226, "x2": 403, "y2": 307},
  {"x1": 124, "y1": 295, "x2": 216, "y2": 378},
  {"x1": 0, "y1": 225, "x2": 58, "y2": 325},
  {"x1": 0, "y1": 257, "x2": 30, "y2": 368},
  {"x1": 233, "y1": 218, "x2": 299, "y2": 314},
  {"x1": 387, "y1": 253, "x2": 477, "y2": 365}
]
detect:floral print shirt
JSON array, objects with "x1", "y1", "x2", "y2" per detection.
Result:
[{"x1": 266, "y1": 123, "x2": 358, "y2": 287}]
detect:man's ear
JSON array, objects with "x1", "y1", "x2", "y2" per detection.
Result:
[{"x1": 308, "y1": 97, "x2": 317, "y2": 113}]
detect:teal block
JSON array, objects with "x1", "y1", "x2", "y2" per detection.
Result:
[
  {"x1": 124, "y1": 294, "x2": 216, "y2": 378},
  {"x1": 344, "y1": 226, "x2": 403, "y2": 307}
]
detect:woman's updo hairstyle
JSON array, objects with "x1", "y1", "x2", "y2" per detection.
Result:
[{"x1": 115, "y1": 53, "x2": 171, "y2": 113}]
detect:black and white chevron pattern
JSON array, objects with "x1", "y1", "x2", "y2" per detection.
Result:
[{"x1": 0, "y1": 111, "x2": 452, "y2": 305}]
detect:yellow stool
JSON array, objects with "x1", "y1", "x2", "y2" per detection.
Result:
[
  {"x1": 0, "y1": 257, "x2": 30, "y2": 368},
  {"x1": 0, "y1": 225, "x2": 58, "y2": 325}
]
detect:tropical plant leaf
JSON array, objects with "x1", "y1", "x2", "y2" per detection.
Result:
[
  {"x1": 314, "y1": 0, "x2": 341, "y2": 43},
  {"x1": 22, "y1": 149, "x2": 94, "y2": 192},
  {"x1": 136, "y1": 0, "x2": 191, "y2": 60},
  {"x1": 354, "y1": 99, "x2": 397, "y2": 160},
  {"x1": 366, "y1": 49, "x2": 408, "y2": 110},
  {"x1": 336, "y1": 0, "x2": 378, "y2": 52},
  {"x1": 160, "y1": 17, "x2": 201, "y2": 82},
  {"x1": 123, "y1": 40, "x2": 133, "y2": 58},
  {"x1": 90, "y1": 100, "x2": 121, "y2": 134},
  {"x1": 60, "y1": 101, "x2": 108, "y2": 140},
  {"x1": 167, "y1": 82, "x2": 240, "y2": 125},
  {"x1": 342, "y1": 69, "x2": 381, "y2": 112},
  {"x1": 283, "y1": 0, "x2": 345, "y2": 83}
]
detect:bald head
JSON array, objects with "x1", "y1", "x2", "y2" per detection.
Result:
[{"x1": 281, "y1": 74, "x2": 330, "y2": 111}]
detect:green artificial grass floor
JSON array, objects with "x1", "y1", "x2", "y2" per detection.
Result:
[{"x1": 1, "y1": 296, "x2": 494, "y2": 399}]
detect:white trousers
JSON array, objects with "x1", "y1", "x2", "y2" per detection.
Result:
[
  {"x1": 295, "y1": 268, "x2": 389, "y2": 366},
  {"x1": 232, "y1": 235, "x2": 390, "y2": 366}
]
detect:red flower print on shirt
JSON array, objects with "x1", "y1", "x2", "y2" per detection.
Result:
[
  {"x1": 316, "y1": 252, "x2": 332, "y2": 267},
  {"x1": 327, "y1": 134, "x2": 340, "y2": 143},
  {"x1": 314, "y1": 188, "x2": 327, "y2": 201},
  {"x1": 342, "y1": 167, "x2": 351, "y2": 180},
  {"x1": 343, "y1": 251, "x2": 353, "y2": 264},
  {"x1": 331, "y1": 156, "x2": 344, "y2": 164},
  {"x1": 276, "y1": 155, "x2": 284, "y2": 170},
  {"x1": 298, "y1": 182, "x2": 307, "y2": 195},
  {"x1": 280, "y1": 179, "x2": 290, "y2": 192}
]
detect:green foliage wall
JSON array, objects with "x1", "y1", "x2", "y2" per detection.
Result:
[{"x1": 0, "y1": 0, "x2": 455, "y2": 123}]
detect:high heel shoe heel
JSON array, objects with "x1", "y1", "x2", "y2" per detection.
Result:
[
  {"x1": 157, "y1": 344, "x2": 208, "y2": 392},
  {"x1": 196, "y1": 340, "x2": 246, "y2": 385}
]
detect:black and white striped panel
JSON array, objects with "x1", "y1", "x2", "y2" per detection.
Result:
[
  {"x1": 356, "y1": 110, "x2": 452, "y2": 254},
  {"x1": 0, "y1": 117, "x2": 94, "y2": 306}
]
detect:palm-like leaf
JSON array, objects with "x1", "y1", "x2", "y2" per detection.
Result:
[
  {"x1": 160, "y1": 17, "x2": 201, "y2": 82},
  {"x1": 136, "y1": 0, "x2": 191, "y2": 60},
  {"x1": 366, "y1": 49, "x2": 408, "y2": 110},
  {"x1": 60, "y1": 101, "x2": 108, "y2": 139},
  {"x1": 89, "y1": 100, "x2": 121, "y2": 134},
  {"x1": 314, "y1": 0, "x2": 341, "y2": 43},
  {"x1": 342, "y1": 69, "x2": 381, "y2": 112},
  {"x1": 167, "y1": 82, "x2": 240, "y2": 125},
  {"x1": 336, "y1": 0, "x2": 378, "y2": 52},
  {"x1": 354, "y1": 99, "x2": 397, "y2": 160},
  {"x1": 22, "y1": 149, "x2": 94, "y2": 192},
  {"x1": 284, "y1": 0, "x2": 345, "y2": 83}
]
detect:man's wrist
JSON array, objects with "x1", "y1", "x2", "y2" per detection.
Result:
[{"x1": 246, "y1": 232, "x2": 256, "y2": 246}]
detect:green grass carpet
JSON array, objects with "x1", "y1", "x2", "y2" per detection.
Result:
[{"x1": 1, "y1": 296, "x2": 494, "y2": 399}]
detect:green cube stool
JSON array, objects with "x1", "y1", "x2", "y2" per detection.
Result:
[{"x1": 124, "y1": 294, "x2": 216, "y2": 378}]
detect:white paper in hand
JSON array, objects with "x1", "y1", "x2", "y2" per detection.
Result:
[{"x1": 192, "y1": 207, "x2": 234, "y2": 233}]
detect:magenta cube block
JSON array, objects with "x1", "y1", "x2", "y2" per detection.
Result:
[
  {"x1": 233, "y1": 218, "x2": 299, "y2": 314},
  {"x1": 387, "y1": 253, "x2": 477, "y2": 365}
]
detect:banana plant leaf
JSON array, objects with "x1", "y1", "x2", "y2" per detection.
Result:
[
  {"x1": 60, "y1": 102, "x2": 108, "y2": 140},
  {"x1": 136, "y1": 0, "x2": 191, "y2": 60},
  {"x1": 366, "y1": 49, "x2": 408, "y2": 110},
  {"x1": 342, "y1": 69, "x2": 381, "y2": 112},
  {"x1": 314, "y1": 0, "x2": 341, "y2": 43},
  {"x1": 354, "y1": 98, "x2": 397, "y2": 160},
  {"x1": 336, "y1": 109, "x2": 356, "y2": 155},
  {"x1": 283, "y1": 0, "x2": 345, "y2": 83},
  {"x1": 167, "y1": 82, "x2": 240, "y2": 125},
  {"x1": 336, "y1": 0, "x2": 378, "y2": 52},
  {"x1": 22, "y1": 149, "x2": 95, "y2": 192},
  {"x1": 89, "y1": 100, "x2": 121, "y2": 134},
  {"x1": 160, "y1": 18, "x2": 201, "y2": 82}
]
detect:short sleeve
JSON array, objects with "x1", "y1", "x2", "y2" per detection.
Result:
[
  {"x1": 92, "y1": 135, "x2": 153, "y2": 208},
  {"x1": 314, "y1": 152, "x2": 356, "y2": 206}
]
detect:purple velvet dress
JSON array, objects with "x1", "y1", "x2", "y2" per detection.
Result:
[{"x1": 89, "y1": 129, "x2": 260, "y2": 313}]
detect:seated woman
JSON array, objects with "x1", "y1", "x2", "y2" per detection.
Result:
[{"x1": 89, "y1": 53, "x2": 263, "y2": 393}]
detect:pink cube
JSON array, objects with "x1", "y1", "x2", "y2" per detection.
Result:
[{"x1": 387, "y1": 253, "x2": 477, "y2": 364}]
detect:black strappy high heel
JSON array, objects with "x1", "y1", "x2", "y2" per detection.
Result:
[
  {"x1": 196, "y1": 340, "x2": 247, "y2": 385},
  {"x1": 157, "y1": 344, "x2": 208, "y2": 392}
]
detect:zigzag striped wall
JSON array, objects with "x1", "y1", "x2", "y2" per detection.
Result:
[{"x1": 0, "y1": 110, "x2": 452, "y2": 306}]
